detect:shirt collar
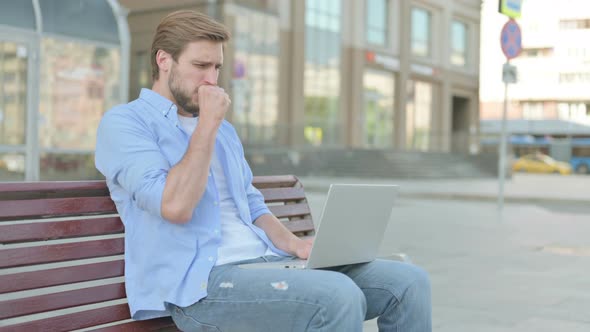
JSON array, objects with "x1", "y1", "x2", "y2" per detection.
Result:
[{"x1": 139, "y1": 88, "x2": 177, "y2": 118}]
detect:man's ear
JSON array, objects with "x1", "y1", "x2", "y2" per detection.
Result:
[{"x1": 156, "y1": 50, "x2": 172, "y2": 75}]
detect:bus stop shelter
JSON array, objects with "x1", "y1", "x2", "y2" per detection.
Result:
[{"x1": 0, "y1": 0, "x2": 129, "y2": 181}]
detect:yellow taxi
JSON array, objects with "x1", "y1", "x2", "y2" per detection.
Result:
[{"x1": 512, "y1": 153, "x2": 572, "y2": 175}]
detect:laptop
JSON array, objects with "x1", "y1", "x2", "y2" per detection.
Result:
[{"x1": 239, "y1": 184, "x2": 399, "y2": 270}]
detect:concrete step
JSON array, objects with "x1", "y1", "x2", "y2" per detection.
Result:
[{"x1": 247, "y1": 148, "x2": 498, "y2": 179}]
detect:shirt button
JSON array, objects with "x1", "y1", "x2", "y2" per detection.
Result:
[
  {"x1": 201, "y1": 282, "x2": 207, "y2": 289},
  {"x1": 208, "y1": 256, "x2": 214, "y2": 262},
  {"x1": 214, "y1": 201, "x2": 219, "y2": 206},
  {"x1": 214, "y1": 229, "x2": 220, "y2": 234}
]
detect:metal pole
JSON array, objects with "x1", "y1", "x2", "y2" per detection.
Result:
[{"x1": 498, "y1": 61, "x2": 509, "y2": 211}]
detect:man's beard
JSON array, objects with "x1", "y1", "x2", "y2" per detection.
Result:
[{"x1": 169, "y1": 66, "x2": 200, "y2": 117}]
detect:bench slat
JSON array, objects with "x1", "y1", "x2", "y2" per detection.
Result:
[
  {"x1": 0, "y1": 176, "x2": 298, "y2": 192},
  {"x1": 0, "y1": 283, "x2": 126, "y2": 320},
  {"x1": 0, "y1": 196, "x2": 116, "y2": 220},
  {"x1": 0, "y1": 217, "x2": 124, "y2": 244},
  {"x1": 90, "y1": 317, "x2": 179, "y2": 332},
  {"x1": 0, "y1": 181, "x2": 109, "y2": 201},
  {"x1": 0, "y1": 181, "x2": 108, "y2": 193},
  {"x1": 0, "y1": 260, "x2": 124, "y2": 294},
  {"x1": 252, "y1": 175, "x2": 298, "y2": 189},
  {"x1": 258, "y1": 188, "x2": 306, "y2": 202},
  {"x1": 0, "y1": 303, "x2": 131, "y2": 332},
  {"x1": 0, "y1": 238, "x2": 124, "y2": 268},
  {"x1": 268, "y1": 203, "x2": 311, "y2": 219},
  {"x1": 283, "y1": 218, "x2": 315, "y2": 234}
]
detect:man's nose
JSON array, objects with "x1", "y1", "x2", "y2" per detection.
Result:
[{"x1": 203, "y1": 67, "x2": 219, "y2": 86}]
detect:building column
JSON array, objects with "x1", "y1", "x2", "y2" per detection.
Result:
[
  {"x1": 396, "y1": 0, "x2": 412, "y2": 150},
  {"x1": 341, "y1": 0, "x2": 364, "y2": 148},
  {"x1": 438, "y1": 4, "x2": 452, "y2": 152},
  {"x1": 278, "y1": 0, "x2": 305, "y2": 147}
]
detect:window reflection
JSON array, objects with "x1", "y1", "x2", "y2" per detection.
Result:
[
  {"x1": 363, "y1": 69, "x2": 395, "y2": 147},
  {"x1": 304, "y1": 0, "x2": 342, "y2": 146},
  {"x1": 0, "y1": 41, "x2": 27, "y2": 146},
  {"x1": 232, "y1": 7, "x2": 280, "y2": 146},
  {"x1": 39, "y1": 38, "x2": 119, "y2": 180},
  {"x1": 406, "y1": 80, "x2": 432, "y2": 151},
  {"x1": 0, "y1": 153, "x2": 25, "y2": 181},
  {"x1": 451, "y1": 20, "x2": 467, "y2": 66},
  {"x1": 411, "y1": 7, "x2": 431, "y2": 57}
]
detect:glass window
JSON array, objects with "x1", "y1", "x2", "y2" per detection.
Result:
[
  {"x1": 0, "y1": 153, "x2": 25, "y2": 181},
  {"x1": 559, "y1": 19, "x2": 590, "y2": 30},
  {"x1": 304, "y1": 0, "x2": 342, "y2": 146},
  {"x1": 0, "y1": 0, "x2": 36, "y2": 30},
  {"x1": 0, "y1": 41, "x2": 27, "y2": 146},
  {"x1": 38, "y1": 37, "x2": 120, "y2": 180},
  {"x1": 232, "y1": 7, "x2": 280, "y2": 146},
  {"x1": 40, "y1": 152, "x2": 102, "y2": 180},
  {"x1": 363, "y1": 69, "x2": 395, "y2": 147},
  {"x1": 522, "y1": 47, "x2": 553, "y2": 58},
  {"x1": 451, "y1": 20, "x2": 467, "y2": 67},
  {"x1": 522, "y1": 102, "x2": 544, "y2": 120},
  {"x1": 557, "y1": 102, "x2": 587, "y2": 121},
  {"x1": 366, "y1": 0, "x2": 388, "y2": 46},
  {"x1": 406, "y1": 80, "x2": 432, "y2": 151},
  {"x1": 411, "y1": 7, "x2": 431, "y2": 57},
  {"x1": 135, "y1": 51, "x2": 151, "y2": 97},
  {"x1": 39, "y1": 0, "x2": 119, "y2": 44}
]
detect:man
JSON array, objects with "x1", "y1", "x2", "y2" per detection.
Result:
[{"x1": 95, "y1": 10, "x2": 431, "y2": 332}]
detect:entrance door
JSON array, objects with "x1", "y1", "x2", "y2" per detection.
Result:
[
  {"x1": 0, "y1": 32, "x2": 39, "y2": 181},
  {"x1": 362, "y1": 69, "x2": 395, "y2": 148},
  {"x1": 451, "y1": 96, "x2": 470, "y2": 153}
]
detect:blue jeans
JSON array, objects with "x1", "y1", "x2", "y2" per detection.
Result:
[{"x1": 167, "y1": 256, "x2": 431, "y2": 332}]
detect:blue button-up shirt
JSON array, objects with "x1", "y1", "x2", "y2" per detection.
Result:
[{"x1": 95, "y1": 89, "x2": 288, "y2": 320}]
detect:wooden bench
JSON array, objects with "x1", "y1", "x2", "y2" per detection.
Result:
[{"x1": 0, "y1": 175, "x2": 316, "y2": 331}]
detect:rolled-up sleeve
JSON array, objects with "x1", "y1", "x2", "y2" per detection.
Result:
[
  {"x1": 95, "y1": 108, "x2": 169, "y2": 218},
  {"x1": 245, "y1": 179, "x2": 271, "y2": 223},
  {"x1": 242, "y1": 157, "x2": 271, "y2": 222}
]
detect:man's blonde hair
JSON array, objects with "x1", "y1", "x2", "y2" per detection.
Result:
[{"x1": 151, "y1": 10, "x2": 231, "y2": 80}]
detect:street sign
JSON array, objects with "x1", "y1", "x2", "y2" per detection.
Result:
[
  {"x1": 502, "y1": 63, "x2": 517, "y2": 83},
  {"x1": 500, "y1": 19, "x2": 522, "y2": 60},
  {"x1": 498, "y1": 0, "x2": 523, "y2": 19}
]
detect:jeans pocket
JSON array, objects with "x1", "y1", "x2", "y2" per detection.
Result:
[{"x1": 170, "y1": 305, "x2": 221, "y2": 332}]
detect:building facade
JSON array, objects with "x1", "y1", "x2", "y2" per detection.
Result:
[
  {"x1": 123, "y1": 0, "x2": 481, "y2": 153},
  {"x1": 0, "y1": 0, "x2": 482, "y2": 181},
  {"x1": 479, "y1": 0, "x2": 590, "y2": 168},
  {"x1": 480, "y1": 0, "x2": 590, "y2": 135}
]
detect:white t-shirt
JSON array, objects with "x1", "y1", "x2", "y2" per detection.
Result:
[{"x1": 178, "y1": 116, "x2": 276, "y2": 266}]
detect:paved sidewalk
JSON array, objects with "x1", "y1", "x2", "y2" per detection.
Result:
[
  {"x1": 299, "y1": 173, "x2": 590, "y2": 205},
  {"x1": 301, "y1": 188, "x2": 590, "y2": 331}
]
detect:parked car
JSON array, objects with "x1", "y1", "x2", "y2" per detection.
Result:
[
  {"x1": 570, "y1": 156, "x2": 590, "y2": 174},
  {"x1": 512, "y1": 153, "x2": 572, "y2": 175}
]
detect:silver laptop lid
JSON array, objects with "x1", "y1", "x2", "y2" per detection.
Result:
[{"x1": 306, "y1": 184, "x2": 399, "y2": 269}]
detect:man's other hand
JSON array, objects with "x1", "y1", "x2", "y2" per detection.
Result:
[{"x1": 292, "y1": 237, "x2": 314, "y2": 259}]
